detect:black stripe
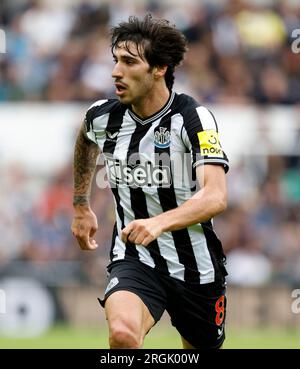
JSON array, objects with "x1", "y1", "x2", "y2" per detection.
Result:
[
  {"x1": 207, "y1": 108, "x2": 219, "y2": 132},
  {"x1": 155, "y1": 115, "x2": 200, "y2": 283},
  {"x1": 110, "y1": 187, "x2": 137, "y2": 259},
  {"x1": 85, "y1": 100, "x2": 119, "y2": 132},
  {"x1": 201, "y1": 220, "x2": 228, "y2": 282},
  {"x1": 110, "y1": 223, "x2": 118, "y2": 261},
  {"x1": 102, "y1": 104, "x2": 127, "y2": 155},
  {"x1": 181, "y1": 108, "x2": 203, "y2": 167}
]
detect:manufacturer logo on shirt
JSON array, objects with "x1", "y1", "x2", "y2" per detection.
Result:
[
  {"x1": 106, "y1": 130, "x2": 119, "y2": 141},
  {"x1": 217, "y1": 324, "x2": 224, "y2": 338},
  {"x1": 154, "y1": 127, "x2": 171, "y2": 148}
]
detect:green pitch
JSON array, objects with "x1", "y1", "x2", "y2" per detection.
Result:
[{"x1": 0, "y1": 324, "x2": 300, "y2": 348}]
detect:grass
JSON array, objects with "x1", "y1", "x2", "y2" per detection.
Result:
[{"x1": 0, "y1": 324, "x2": 300, "y2": 349}]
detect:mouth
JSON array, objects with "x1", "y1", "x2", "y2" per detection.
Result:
[{"x1": 115, "y1": 82, "x2": 127, "y2": 96}]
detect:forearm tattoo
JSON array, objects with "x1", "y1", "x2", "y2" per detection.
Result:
[{"x1": 73, "y1": 125, "x2": 99, "y2": 207}]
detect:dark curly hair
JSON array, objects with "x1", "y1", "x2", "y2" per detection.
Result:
[{"x1": 110, "y1": 14, "x2": 188, "y2": 91}]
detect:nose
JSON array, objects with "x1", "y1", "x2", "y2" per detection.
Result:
[{"x1": 112, "y1": 62, "x2": 123, "y2": 79}]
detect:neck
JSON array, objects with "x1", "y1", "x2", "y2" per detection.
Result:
[{"x1": 131, "y1": 85, "x2": 170, "y2": 118}]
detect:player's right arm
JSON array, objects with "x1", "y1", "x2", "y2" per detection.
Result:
[{"x1": 71, "y1": 122, "x2": 99, "y2": 250}]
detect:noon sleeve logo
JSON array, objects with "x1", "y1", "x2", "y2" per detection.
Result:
[{"x1": 197, "y1": 130, "x2": 224, "y2": 158}]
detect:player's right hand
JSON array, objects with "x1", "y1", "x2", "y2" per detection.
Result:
[{"x1": 71, "y1": 207, "x2": 99, "y2": 250}]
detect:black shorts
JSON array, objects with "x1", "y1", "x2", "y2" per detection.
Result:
[{"x1": 98, "y1": 259, "x2": 227, "y2": 349}]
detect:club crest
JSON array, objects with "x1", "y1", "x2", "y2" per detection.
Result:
[{"x1": 154, "y1": 127, "x2": 171, "y2": 148}]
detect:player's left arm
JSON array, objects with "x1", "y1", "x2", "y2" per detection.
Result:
[{"x1": 121, "y1": 164, "x2": 227, "y2": 246}]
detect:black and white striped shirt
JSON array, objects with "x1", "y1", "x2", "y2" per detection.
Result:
[{"x1": 85, "y1": 92, "x2": 229, "y2": 284}]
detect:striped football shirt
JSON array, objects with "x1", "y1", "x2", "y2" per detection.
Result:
[{"x1": 84, "y1": 91, "x2": 229, "y2": 284}]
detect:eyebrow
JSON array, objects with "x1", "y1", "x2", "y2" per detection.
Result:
[{"x1": 113, "y1": 53, "x2": 139, "y2": 62}]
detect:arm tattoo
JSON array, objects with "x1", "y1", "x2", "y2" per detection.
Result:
[{"x1": 73, "y1": 124, "x2": 99, "y2": 207}]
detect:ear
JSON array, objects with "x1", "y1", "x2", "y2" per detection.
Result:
[{"x1": 153, "y1": 65, "x2": 168, "y2": 78}]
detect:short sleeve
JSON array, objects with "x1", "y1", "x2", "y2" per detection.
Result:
[
  {"x1": 181, "y1": 106, "x2": 229, "y2": 173},
  {"x1": 84, "y1": 99, "x2": 108, "y2": 143}
]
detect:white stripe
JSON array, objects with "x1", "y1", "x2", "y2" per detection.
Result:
[
  {"x1": 88, "y1": 99, "x2": 108, "y2": 110},
  {"x1": 181, "y1": 124, "x2": 195, "y2": 173},
  {"x1": 170, "y1": 115, "x2": 193, "y2": 191},
  {"x1": 138, "y1": 118, "x2": 161, "y2": 163},
  {"x1": 135, "y1": 245, "x2": 156, "y2": 268},
  {"x1": 93, "y1": 113, "x2": 110, "y2": 131},
  {"x1": 144, "y1": 189, "x2": 185, "y2": 281},
  {"x1": 91, "y1": 113, "x2": 110, "y2": 149},
  {"x1": 111, "y1": 198, "x2": 126, "y2": 261},
  {"x1": 171, "y1": 114, "x2": 194, "y2": 193},
  {"x1": 86, "y1": 101, "x2": 109, "y2": 144},
  {"x1": 186, "y1": 225, "x2": 215, "y2": 283},
  {"x1": 157, "y1": 234, "x2": 186, "y2": 281},
  {"x1": 181, "y1": 124, "x2": 192, "y2": 151},
  {"x1": 196, "y1": 106, "x2": 217, "y2": 131},
  {"x1": 112, "y1": 235, "x2": 126, "y2": 262},
  {"x1": 193, "y1": 158, "x2": 228, "y2": 168}
]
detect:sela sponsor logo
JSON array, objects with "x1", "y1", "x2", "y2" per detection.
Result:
[
  {"x1": 106, "y1": 157, "x2": 171, "y2": 188},
  {"x1": 197, "y1": 130, "x2": 224, "y2": 158},
  {"x1": 95, "y1": 152, "x2": 200, "y2": 190},
  {"x1": 154, "y1": 127, "x2": 171, "y2": 148}
]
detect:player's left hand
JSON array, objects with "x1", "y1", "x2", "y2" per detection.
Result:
[{"x1": 121, "y1": 218, "x2": 163, "y2": 247}]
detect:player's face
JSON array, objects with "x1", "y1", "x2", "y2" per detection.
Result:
[{"x1": 112, "y1": 42, "x2": 155, "y2": 105}]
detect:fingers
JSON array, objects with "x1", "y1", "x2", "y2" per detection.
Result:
[
  {"x1": 90, "y1": 225, "x2": 98, "y2": 238},
  {"x1": 72, "y1": 222, "x2": 98, "y2": 251},
  {"x1": 121, "y1": 221, "x2": 154, "y2": 246},
  {"x1": 121, "y1": 222, "x2": 134, "y2": 243},
  {"x1": 128, "y1": 232, "x2": 152, "y2": 246},
  {"x1": 131, "y1": 233, "x2": 145, "y2": 245},
  {"x1": 79, "y1": 232, "x2": 98, "y2": 250},
  {"x1": 140, "y1": 236, "x2": 153, "y2": 247},
  {"x1": 76, "y1": 234, "x2": 98, "y2": 250}
]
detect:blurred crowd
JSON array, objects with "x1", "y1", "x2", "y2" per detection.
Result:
[
  {"x1": 218, "y1": 154, "x2": 300, "y2": 287},
  {"x1": 0, "y1": 0, "x2": 300, "y2": 287},
  {"x1": 1, "y1": 0, "x2": 300, "y2": 104},
  {"x1": 0, "y1": 161, "x2": 116, "y2": 286}
]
